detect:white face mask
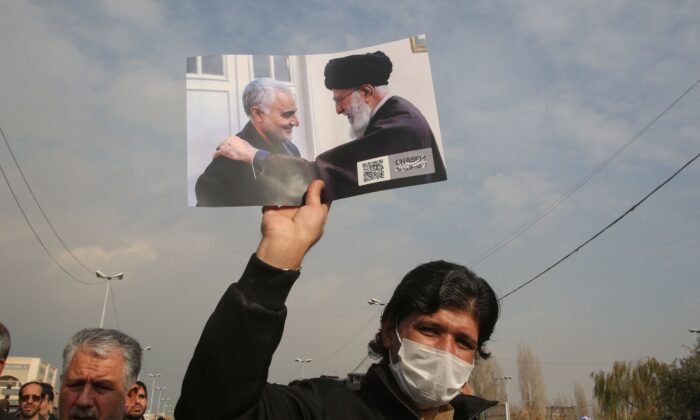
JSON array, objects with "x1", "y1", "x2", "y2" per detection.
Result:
[{"x1": 389, "y1": 327, "x2": 474, "y2": 407}]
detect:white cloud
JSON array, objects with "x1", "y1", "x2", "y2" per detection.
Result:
[
  {"x1": 99, "y1": 60, "x2": 181, "y2": 137},
  {"x1": 434, "y1": 186, "x2": 468, "y2": 206},
  {"x1": 60, "y1": 240, "x2": 158, "y2": 267},
  {"x1": 482, "y1": 171, "x2": 557, "y2": 224},
  {"x1": 99, "y1": 0, "x2": 165, "y2": 29}
]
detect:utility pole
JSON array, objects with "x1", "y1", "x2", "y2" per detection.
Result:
[{"x1": 147, "y1": 372, "x2": 161, "y2": 414}]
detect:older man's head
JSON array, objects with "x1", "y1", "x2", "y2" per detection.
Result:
[
  {"x1": 59, "y1": 328, "x2": 142, "y2": 420},
  {"x1": 243, "y1": 78, "x2": 299, "y2": 144},
  {"x1": 325, "y1": 51, "x2": 392, "y2": 138}
]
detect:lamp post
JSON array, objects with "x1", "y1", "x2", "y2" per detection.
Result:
[
  {"x1": 95, "y1": 271, "x2": 124, "y2": 328},
  {"x1": 690, "y1": 329, "x2": 700, "y2": 334},
  {"x1": 156, "y1": 386, "x2": 167, "y2": 414},
  {"x1": 159, "y1": 397, "x2": 170, "y2": 415},
  {"x1": 498, "y1": 375, "x2": 513, "y2": 420},
  {"x1": 294, "y1": 358, "x2": 312, "y2": 378},
  {"x1": 137, "y1": 346, "x2": 151, "y2": 381},
  {"x1": 147, "y1": 373, "x2": 161, "y2": 413},
  {"x1": 368, "y1": 298, "x2": 386, "y2": 306}
]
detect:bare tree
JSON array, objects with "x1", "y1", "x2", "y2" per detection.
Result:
[
  {"x1": 573, "y1": 382, "x2": 589, "y2": 417},
  {"x1": 517, "y1": 344, "x2": 546, "y2": 420},
  {"x1": 470, "y1": 356, "x2": 507, "y2": 402}
]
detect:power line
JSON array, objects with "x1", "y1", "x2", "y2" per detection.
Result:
[
  {"x1": 0, "y1": 126, "x2": 95, "y2": 273},
  {"x1": 0, "y1": 158, "x2": 102, "y2": 286},
  {"x1": 470, "y1": 77, "x2": 700, "y2": 267},
  {"x1": 499, "y1": 151, "x2": 700, "y2": 301},
  {"x1": 350, "y1": 354, "x2": 372, "y2": 373},
  {"x1": 313, "y1": 308, "x2": 382, "y2": 362}
]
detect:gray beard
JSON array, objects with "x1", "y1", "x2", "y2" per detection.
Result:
[
  {"x1": 67, "y1": 405, "x2": 124, "y2": 420},
  {"x1": 345, "y1": 92, "x2": 371, "y2": 139}
]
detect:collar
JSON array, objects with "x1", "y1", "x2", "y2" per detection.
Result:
[
  {"x1": 370, "y1": 93, "x2": 394, "y2": 119},
  {"x1": 362, "y1": 363, "x2": 498, "y2": 420}
]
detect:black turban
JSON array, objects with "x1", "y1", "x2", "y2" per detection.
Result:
[{"x1": 324, "y1": 51, "x2": 393, "y2": 90}]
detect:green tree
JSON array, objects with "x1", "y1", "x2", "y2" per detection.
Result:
[
  {"x1": 659, "y1": 337, "x2": 700, "y2": 418},
  {"x1": 591, "y1": 357, "x2": 668, "y2": 419}
]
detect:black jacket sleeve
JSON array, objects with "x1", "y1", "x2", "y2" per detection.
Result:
[{"x1": 175, "y1": 254, "x2": 300, "y2": 419}]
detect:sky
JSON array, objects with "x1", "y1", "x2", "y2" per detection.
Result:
[{"x1": 1, "y1": 0, "x2": 699, "y2": 410}]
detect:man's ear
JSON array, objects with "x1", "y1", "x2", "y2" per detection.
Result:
[
  {"x1": 250, "y1": 106, "x2": 265, "y2": 123},
  {"x1": 379, "y1": 319, "x2": 395, "y2": 350},
  {"x1": 360, "y1": 84, "x2": 374, "y2": 99}
]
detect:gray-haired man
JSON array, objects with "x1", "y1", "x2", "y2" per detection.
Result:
[
  {"x1": 58, "y1": 328, "x2": 142, "y2": 420},
  {"x1": 195, "y1": 77, "x2": 303, "y2": 206}
]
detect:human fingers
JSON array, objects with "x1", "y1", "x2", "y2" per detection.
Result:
[{"x1": 304, "y1": 180, "x2": 329, "y2": 206}]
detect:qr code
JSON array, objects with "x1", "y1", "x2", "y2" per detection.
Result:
[
  {"x1": 362, "y1": 159, "x2": 386, "y2": 183},
  {"x1": 357, "y1": 156, "x2": 390, "y2": 186}
]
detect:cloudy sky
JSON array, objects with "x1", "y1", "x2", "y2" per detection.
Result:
[{"x1": 1, "y1": 0, "x2": 699, "y2": 409}]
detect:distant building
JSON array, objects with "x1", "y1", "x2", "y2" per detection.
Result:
[{"x1": 0, "y1": 356, "x2": 58, "y2": 411}]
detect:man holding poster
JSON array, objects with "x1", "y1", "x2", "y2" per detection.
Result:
[{"x1": 176, "y1": 180, "x2": 500, "y2": 419}]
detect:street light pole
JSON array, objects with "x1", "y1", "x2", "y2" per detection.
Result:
[
  {"x1": 156, "y1": 386, "x2": 167, "y2": 414},
  {"x1": 160, "y1": 397, "x2": 170, "y2": 415},
  {"x1": 294, "y1": 358, "x2": 312, "y2": 378},
  {"x1": 95, "y1": 271, "x2": 124, "y2": 328},
  {"x1": 137, "y1": 346, "x2": 151, "y2": 381},
  {"x1": 498, "y1": 375, "x2": 513, "y2": 420},
  {"x1": 147, "y1": 372, "x2": 161, "y2": 414},
  {"x1": 368, "y1": 298, "x2": 386, "y2": 306}
]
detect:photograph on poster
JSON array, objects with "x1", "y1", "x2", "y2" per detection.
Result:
[{"x1": 186, "y1": 35, "x2": 446, "y2": 207}]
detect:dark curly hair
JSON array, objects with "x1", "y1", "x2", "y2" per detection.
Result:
[{"x1": 367, "y1": 260, "x2": 499, "y2": 363}]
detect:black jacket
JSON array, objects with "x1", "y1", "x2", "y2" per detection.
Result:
[{"x1": 175, "y1": 256, "x2": 496, "y2": 419}]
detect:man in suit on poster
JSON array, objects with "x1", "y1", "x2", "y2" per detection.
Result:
[
  {"x1": 196, "y1": 78, "x2": 304, "y2": 206},
  {"x1": 214, "y1": 51, "x2": 447, "y2": 203}
]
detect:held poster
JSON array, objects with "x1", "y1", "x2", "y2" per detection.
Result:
[{"x1": 186, "y1": 35, "x2": 446, "y2": 207}]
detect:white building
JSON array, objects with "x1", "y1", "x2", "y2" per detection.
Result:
[{"x1": 0, "y1": 356, "x2": 58, "y2": 411}]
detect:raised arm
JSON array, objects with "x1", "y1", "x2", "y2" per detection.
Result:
[{"x1": 175, "y1": 180, "x2": 330, "y2": 420}]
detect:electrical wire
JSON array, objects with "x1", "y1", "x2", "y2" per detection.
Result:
[
  {"x1": 350, "y1": 354, "x2": 372, "y2": 373},
  {"x1": 499, "y1": 151, "x2": 700, "y2": 301},
  {"x1": 0, "y1": 126, "x2": 95, "y2": 273},
  {"x1": 313, "y1": 308, "x2": 383, "y2": 362},
  {"x1": 470, "y1": 78, "x2": 700, "y2": 267},
  {"x1": 0, "y1": 159, "x2": 102, "y2": 286}
]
